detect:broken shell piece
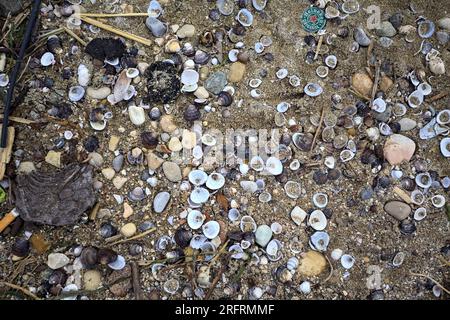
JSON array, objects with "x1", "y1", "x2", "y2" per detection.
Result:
[
  {"x1": 340, "y1": 149, "x2": 355, "y2": 162},
  {"x1": 148, "y1": 0, "x2": 163, "y2": 18},
  {"x1": 291, "y1": 206, "x2": 307, "y2": 226},
  {"x1": 312, "y1": 193, "x2": 328, "y2": 208},
  {"x1": 189, "y1": 170, "x2": 208, "y2": 186},
  {"x1": 206, "y1": 172, "x2": 225, "y2": 190},
  {"x1": 340, "y1": 254, "x2": 355, "y2": 269},
  {"x1": 78, "y1": 64, "x2": 90, "y2": 86},
  {"x1": 431, "y1": 195, "x2": 445, "y2": 208},
  {"x1": 289, "y1": 75, "x2": 301, "y2": 87},
  {"x1": 187, "y1": 210, "x2": 205, "y2": 229},
  {"x1": 308, "y1": 210, "x2": 327, "y2": 231},
  {"x1": 304, "y1": 83, "x2": 323, "y2": 97},
  {"x1": 309, "y1": 231, "x2": 330, "y2": 252},
  {"x1": 201, "y1": 134, "x2": 216, "y2": 146},
  {"x1": 407, "y1": 90, "x2": 424, "y2": 108},
  {"x1": 413, "y1": 207, "x2": 427, "y2": 221},
  {"x1": 418, "y1": 20, "x2": 435, "y2": 38}
]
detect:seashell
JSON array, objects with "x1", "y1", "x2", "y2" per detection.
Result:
[
  {"x1": 240, "y1": 181, "x2": 258, "y2": 193},
  {"x1": 340, "y1": 149, "x2": 355, "y2": 162},
  {"x1": 41, "y1": 52, "x2": 55, "y2": 67},
  {"x1": 113, "y1": 70, "x2": 131, "y2": 103},
  {"x1": 417, "y1": 82, "x2": 432, "y2": 96},
  {"x1": 407, "y1": 90, "x2": 424, "y2": 109},
  {"x1": 309, "y1": 231, "x2": 330, "y2": 251},
  {"x1": 419, "y1": 118, "x2": 438, "y2": 140},
  {"x1": 128, "y1": 187, "x2": 146, "y2": 202},
  {"x1": 255, "y1": 179, "x2": 266, "y2": 191},
  {"x1": 202, "y1": 221, "x2": 220, "y2": 239},
  {"x1": 194, "y1": 50, "x2": 210, "y2": 65},
  {"x1": 126, "y1": 68, "x2": 139, "y2": 79},
  {"x1": 147, "y1": 0, "x2": 163, "y2": 18},
  {"x1": 312, "y1": 193, "x2": 328, "y2": 208},
  {"x1": 372, "y1": 97, "x2": 386, "y2": 113},
  {"x1": 68, "y1": 85, "x2": 85, "y2": 102},
  {"x1": 77, "y1": 64, "x2": 90, "y2": 86},
  {"x1": 349, "y1": 41, "x2": 360, "y2": 52},
  {"x1": 289, "y1": 75, "x2": 301, "y2": 87},
  {"x1": 379, "y1": 123, "x2": 393, "y2": 136},
  {"x1": 145, "y1": 17, "x2": 167, "y2": 37},
  {"x1": 299, "y1": 281, "x2": 311, "y2": 294},
  {"x1": 259, "y1": 191, "x2": 272, "y2": 203},
  {"x1": 217, "y1": 91, "x2": 233, "y2": 106},
  {"x1": 47, "y1": 35, "x2": 62, "y2": 55},
  {"x1": 270, "y1": 222, "x2": 282, "y2": 235},
  {"x1": 391, "y1": 252, "x2": 405, "y2": 267},
  {"x1": 250, "y1": 156, "x2": 265, "y2": 171},
  {"x1": 217, "y1": 0, "x2": 234, "y2": 15},
  {"x1": 341, "y1": 0, "x2": 360, "y2": 14},
  {"x1": 252, "y1": 0, "x2": 267, "y2": 11},
  {"x1": 206, "y1": 172, "x2": 225, "y2": 190},
  {"x1": 340, "y1": 254, "x2": 355, "y2": 269},
  {"x1": 228, "y1": 208, "x2": 240, "y2": 221},
  {"x1": 201, "y1": 134, "x2": 216, "y2": 146},
  {"x1": 291, "y1": 206, "x2": 307, "y2": 226},
  {"x1": 276, "y1": 68, "x2": 288, "y2": 79},
  {"x1": 442, "y1": 176, "x2": 450, "y2": 188},
  {"x1": 290, "y1": 159, "x2": 301, "y2": 171},
  {"x1": 431, "y1": 195, "x2": 445, "y2": 208},
  {"x1": 188, "y1": 170, "x2": 208, "y2": 186},
  {"x1": 250, "y1": 89, "x2": 262, "y2": 98},
  {"x1": 325, "y1": 5, "x2": 340, "y2": 19},
  {"x1": 287, "y1": 257, "x2": 299, "y2": 270},
  {"x1": 437, "y1": 110, "x2": 450, "y2": 125},
  {"x1": 229, "y1": 244, "x2": 245, "y2": 259},
  {"x1": 228, "y1": 49, "x2": 240, "y2": 62},
  {"x1": 324, "y1": 55, "x2": 337, "y2": 69},
  {"x1": 411, "y1": 189, "x2": 425, "y2": 205},
  {"x1": 254, "y1": 42, "x2": 264, "y2": 54},
  {"x1": 429, "y1": 56, "x2": 445, "y2": 75},
  {"x1": 240, "y1": 215, "x2": 257, "y2": 232},
  {"x1": 265, "y1": 156, "x2": 283, "y2": 175},
  {"x1": 11, "y1": 238, "x2": 30, "y2": 258},
  {"x1": 100, "y1": 222, "x2": 117, "y2": 238},
  {"x1": 0, "y1": 73, "x2": 8, "y2": 87},
  {"x1": 181, "y1": 69, "x2": 199, "y2": 86},
  {"x1": 304, "y1": 83, "x2": 323, "y2": 97},
  {"x1": 236, "y1": 9, "x2": 253, "y2": 27},
  {"x1": 392, "y1": 103, "x2": 407, "y2": 117},
  {"x1": 128, "y1": 105, "x2": 146, "y2": 126},
  {"x1": 163, "y1": 279, "x2": 179, "y2": 294},
  {"x1": 331, "y1": 248, "x2": 343, "y2": 260},
  {"x1": 249, "y1": 78, "x2": 262, "y2": 88},
  {"x1": 413, "y1": 207, "x2": 427, "y2": 221},
  {"x1": 308, "y1": 210, "x2": 327, "y2": 231},
  {"x1": 292, "y1": 133, "x2": 313, "y2": 151},
  {"x1": 321, "y1": 126, "x2": 335, "y2": 142},
  {"x1": 108, "y1": 255, "x2": 126, "y2": 270},
  {"x1": 187, "y1": 210, "x2": 205, "y2": 229},
  {"x1": 260, "y1": 35, "x2": 273, "y2": 47},
  {"x1": 284, "y1": 181, "x2": 301, "y2": 199},
  {"x1": 184, "y1": 105, "x2": 201, "y2": 122},
  {"x1": 190, "y1": 234, "x2": 208, "y2": 249},
  {"x1": 417, "y1": 20, "x2": 435, "y2": 38},
  {"x1": 266, "y1": 239, "x2": 283, "y2": 261},
  {"x1": 415, "y1": 172, "x2": 432, "y2": 189},
  {"x1": 98, "y1": 248, "x2": 118, "y2": 265},
  {"x1": 354, "y1": 27, "x2": 371, "y2": 47},
  {"x1": 441, "y1": 138, "x2": 450, "y2": 157},
  {"x1": 190, "y1": 187, "x2": 210, "y2": 204},
  {"x1": 316, "y1": 65, "x2": 329, "y2": 78}
]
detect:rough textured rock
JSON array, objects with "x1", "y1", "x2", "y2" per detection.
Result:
[
  {"x1": 14, "y1": 165, "x2": 96, "y2": 226},
  {"x1": 384, "y1": 201, "x2": 411, "y2": 220},
  {"x1": 297, "y1": 251, "x2": 327, "y2": 277}
]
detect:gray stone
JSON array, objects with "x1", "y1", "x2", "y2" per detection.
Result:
[
  {"x1": 388, "y1": 13, "x2": 403, "y2": 30},
  {"x1": 0, "y1": 0, "x2": 23, "y2": 17},
  {"x1": 436, "y1": 31, "x2": 449, "y2": 45},
  {"x1": 374, "y1": 105, "x2": 392, "y2": 123},
  {"x1": 437, "y1": 17, "x2": 450, "y2": 32},
  {"x1": 47, "y1": 253, "x2": 70, "y2": 270},
  {"x1": 360, "y1": 187, "x2": 374, "y2": 200},
  {"x1": 153, "y1": 191, "x2": 170, "y2": 213},
  {"x1": 398, "y1": 118, "x2": 417, "y2": 131},
  {"x1": 112, "y1": 155, "x2": 124, "y2": 172},
  {"x1": 255, "y1": 225, "x2": 273, "y2": 247},
  {"x1": 162, "y1": 161, "x2": 182, "y2": 182},
  {"x1": 384, "y1": 201, "x2": 411, "y2": 221},
  {"x1": 354, "y1": 27, "x2": 372, "y2": 47},
  {"x1": 204, "y1": 71, "x2": 227, "y2": 95},
  {"x1": 376, "y1": 21, "x2": 397, "y2": 37}
]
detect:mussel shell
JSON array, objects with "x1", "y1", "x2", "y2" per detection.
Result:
[
  {"x1": 174, "y1": 227, "x2": 193, "y2": 248},
  {"x1": 292, "y1": 132, "x2": 313, "y2": 151},
  {"x1": 184, "y1": 105, "x2": 201, "y2": 122},
  {"x1": 97, "y1": 248, "x2": 118, "y2": 265},
  {"x1": 80, "y1": 246, "x2": 98, "y2": 269},
  {"x1": 141, "y1": 132, "x2": 159, "y2": 149},
  {"x1": 217, "y1": 91, "x2": 233, "y2": 106},
  {"x1": 11, "y1": 238, "x2": 30, "y2": 257}
]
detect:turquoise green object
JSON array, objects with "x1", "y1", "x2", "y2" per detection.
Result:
[
  {"x1": 301, "y1": 7, "x2": 326, "y2": 33},
  {"x1": 0, "y1": 187, "x2": 6, "y2": 203}
]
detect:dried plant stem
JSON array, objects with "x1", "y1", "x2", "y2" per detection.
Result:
[
  {"x1": 63, "y1": 27, "x2": 87, "y2": 46},
  {"x1": 130, "y1": 261, "x2": 144, "y2": 300},
  {"x1": 79, "y1": 16, "x2": 152, "y2": 46},
  {"x1": 80, "y1": 13, "x2": 149, "y2": 18},
  {"x1": 38, "y1": 27, "x2": 64, "y2": 39},
  {"x1": 205, "y1": 257, "x2": 229, "y2": 300},
  {"x1": 409, "y1": 272, "x2": 450, "y2": 295},
  {"x1": 310, "y1": 106, "x2": 325, "y2": 152},
  {"x1": 349, "y1": 87, "x2": 371, "y2": 101},
  {"x1": 109, "y1": 227, "x2": 156, "y2": 246},
  {"x1": 369, "y1": 61, "x2": 381, "y2": 109},
  {"x1": 322, "y1": 254, "x2": 334, "y2": 284},
  {"x1": 0, "y1": 114, "x2": 37, "y2": 124},
  {"x1": 393, "y1": 186, "x2": 412, "y2": 204},
  {"x1": 429, "y1": 91, "x2": 449, "y2": 102},
  {"x1": 314, "y1": 34, "x2": 324, "y2": 60},
  {"x1": 0, "y1": 281, "x2": 40, "y2": 300}
]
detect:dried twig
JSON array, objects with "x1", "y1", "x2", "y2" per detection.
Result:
[
  {"x1": 409, "y1": 272, "x2": 450, "y2": 295},
  {"x1": 322, "y1": 254, "x2": 334, "y2": 284},
  {"x1": 310, "y1": 106, "x2": 325, "y2": 152},
  {"x1": 0, "y1": 114, "x2": 37, "y2": 124},
  {"x1": 393, "y1": 186, "x2": 412, "y2": 204},
  {"x1": 108, "y1": 227, "x2": 156, "y2": 246},
  {"x1": 348, "y1": 87, "x2": 371, "y2": 101},
  {"x1": 428, "y1": 91, "x2": 449, "y2": 103},
  {"x1": 0, "y1": 281, "x2": 40, "y2": 300},
  {"x1": 314, "y1": 34, "x2": 324, "y2": 60},
  {"x1": 130, "y1": 261, "x2": 144, "y2": 300},
  {"x1": 205, "y1": 257, "x2": 229, "y2": 300},
  {"x1": 63, "y1": 27, "x2": 87, "y2": 46},
  {"x1": 80, "y1": 13, "x2": 149, "y2": 18},
  {"x1": 369, "y1": 61, "x2": 381, "y2": 109}
]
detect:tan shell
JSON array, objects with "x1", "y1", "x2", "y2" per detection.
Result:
[
  {"x1": 297, "y1": 250, "x2": 327, "y2": 277},
  {"x1": 351, "y1": 72, "x2": 373, "y2": 97}
]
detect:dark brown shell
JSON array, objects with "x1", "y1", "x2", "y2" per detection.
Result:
[
  {"x1": 174, "y1": 227, "x2": 192, "y2": 248},
  {"x1": 97, "y1": 248, "x2": 118, "y2": 265},
  {"x1": 141, "y1": 132, "x2": 159, "y2": 149},
  {"x1": 11, "y1": 238, "x2": 30, "y2": 257},
  {"x1": 217, "y1": 91, "x2": 233, "y2": 107},
  {"x1": 80, "y1": 246, "x2": 98, "y2": 269},
  {"x1": 184, "y1": 105, "x2": 201, "y2": 122}
]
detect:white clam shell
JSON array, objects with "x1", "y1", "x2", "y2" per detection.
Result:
[
  {"x1": 309, "y1": 231, "x2": 329, "y2": 251},
  {"x1": 40, "y1": 52, "x2": 55, "y2": 66},
  {"x1": 202, "y1": 221, "x2": 220, "y2": 239},
  {"x1": 431, "y1": 195, "x2": 446, "y2": 208},
  {"x1": 126, "y1": 68, "x2": 139, "y2": 79},
  {"x1": 250, "y1": 89, "x2": 262, "y2": 98},
  {"x1": 265, "y1": 156, "x2": 283, "y2": 175},
  {"x1": 188, "y1": 169, "x2": 208, "y2": 186},
  {"x1": 417, "y1": 82, "x2": 432, "y2": 96},
  {"x1": 240, "y1": 215, "x2": 257, "y2": 232},
  {"x1": 187, "y1": 210, "x2": 205, "y2": 229},
  {"x1": 181, "y1": 69, "x2": 199, "y2": 85},
  {"x1": 372, "y1": 97, "x2": 386, "y2": 113},
  {"x1": 228, "y1": 49, "x2": 239, "y2": 62},
  {"x1": 240, "y1": 181, "x2": 258, "y2": 193},
  {"x1": 287, "y1": 257, "x2": 299, "y2": 270},
  {"x1": 407, "y1": 90, "x2": 424, "y2": 108},
  {"x1": 290, "y1": 206, "x2": 307, "y2": 226},
  {"x1": 68, "y1": 85, "x2": 85, "y2": 102},
  {"x1": 250, "y1": 156, "x2": 265, "y2": 171},
  {"x1": 108, "y1": 255, "x2": 126, "y2": 270},
  {"x1": 77, "y1": 64, "x2": 90, "y2": 86},
  {"x1": 289, "y1": 75, "x2": 301, "y2": 87},
  {"x1": 308, "y1": 210, "x2": 327, "y2": 230},
  {"x1": 331, "y1": 248, "x2": 343, "y2": 260},
  {"x1": 252, "y1": 0, "x2": 267, "y2": 11},
  {"x1": 276, "y1": 101, "x2": 290, "y2": 113},
  {"x1": 413, "y1": 207, "x2": 427, "y2": 221},
  {"x1": 190, "y1": 234, "x2": 207, "y2": 249},
  {"x1": 284, "y1": 181, "x2": 301, "y2": 199},
  {"x1": 266, "y1": 239, "x2": 282, "y2": 261},
  {"x1": 190, "y1": 187, "x2": 210, "y2": 204},
  {"x1": 201, "y1": 133, "x2": 217, "y2": 146},
  {"x1": 340, "y1": 149, "x2": 355, "y2": 162},
  {"x1": 316, "y1": 65, "x2": 329, "y2": 78},
  {"x1": 270, "y1": 222, "x2": 282, "y2": 235},
  {"x1": 304, "y1": 83, "x2": 323, "y2": 97},
  {"x1": 325, "y1": 55, "x2": 337, "y2": 69},
  {"x1": 254, "y1": 42, "x2": 264, "y2": 54},
  {"x1": 236, "y1": 8, "x2": 253, "y2": 27},
  {"x1": 441, "y1": 137, "x2": 450, "y2": 157},
  {"x1": 147, "y1": 0, "x2": 163, "y2": 18},
  {"x1": 289, "y1": 159, "x2": 301, "y2": 171},
  {"x1": 0, "y1": 73, "x2": 9, "y2": 87},
  {"x1": 276, "y1": 68, "x2": 288, "y2": 79},
  {"x1": 128, "y1": 105, "x2": 146, "y2": 126},
  {"x1": 299, "y1": 281, "x2": 311, "y2": 294},
  {"x1": 228, "y1": 208, "x2": 240, "y2": 221},
  {"x1": 437, "y1": 110, "x2": 450, "y2": 125},
  {"x1": 258, "y1": 191, "x2": 272, "y2": 203},
  {"x1": 411, "y1": 189, "x2": 425, "y2": 205},
  {"x1": 340, "y1": 254, "x2": 355, "y2": 269},
  {"x1": 392, "y1": 103, "x2": 407, "y2": 116},
  {"x1": 324, "y1": 156, "x2": 335, "y2": 169},
  {"x1": 206, "y1": 172, "x2": 225, "y2": 190},
  {"x1": 229, "y1": 244, "x2": 245, "y2": 259},
  {"x1": 415, "y1": 172, "x2": 432, "y2": 189},
  {"x1": 312, "y1": 193, "x2": 328, "y2": 208},
  {"x1": 249, "y1": 78, "x2": 262, "y2": 88}
]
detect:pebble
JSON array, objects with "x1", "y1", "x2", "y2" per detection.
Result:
[
  {"x1": 147, "y1": 152, "x2": 164, "y2": 170},
  {"x1": 109, "y1": 136, "x2": 120, "y2": 151},
  {"x1": 360, "y1": 186, "x2": 374, "y2": 200},
  {"x1": 165, "y1": 39, "x2": 180, "y2": 53},
  {"x1": 45, "y1": 151, "x2": 61, "y2": 168},
  {"x1": 123, "y1": 202, "x2": 134, "y2": 218},
  {"x1": 88, "y1": 152, "x2": 104, "y2": 167},
  {"x1": 168, "y1": 137, "x2": 182, "y2": 151},
  {"x1": 112, "y1": 155, "x2": 124, "y2": 172},
  {"x1": 182, "y1": 130, "x2": 197, "y2": 149},
  {"x1": 86, "y1": 87, "x2": 111, "y2": 100},
  {"x1": 17, "y1": 161, "x2": 36, "y2": 174},
  {"x1": 153, "y1": 191, "x2": 170, "y2": 213},
  {"x1": 297, "y1": 251, "x2": 327, "y2": 277},
  {"x1": 177, "y1": 24, "x2": 195, "y2": 38},
  {"x1": 398, "y1": 118, "x2": 417, "y2": 131},
  {"x1": 163, "y1": 161, "x2": 182, "y2": 182},
  {"x1": 379, "y1": 75, "x2": 393, "y2": 92},
  {"x1": 352, "y1": 72, "x2": 373, "y2": 97},
  {"x1": 108, "y1": 266, "x2": 132, "y2": 297},
  {"x1": 383, "y1": 134, "x2": 416, "y2": 165},
  {"x1": 389, "y1": 13, "x2": 403, "y2": 29},
  {"x1": 228, "y1": 62, "x2": 246, "y2": 83},
  {"x1": 354, "y1": 27, "x2": 371, "y2": 46},
  {"x1": 128, "y1": 105, "x2": 146, "y2": 126},
  {"x1": 83, "y1": 270, "x2": 102, "y2": 291},
  {"x1": 120, "y1": 223, "x2": 137, "y2": 237},
  {"x1": 204, "y1": 71, "x2": 227, "y2": 94},
  {"x1": 47, "y1": 253, "x2": 70, "y2": 269},
  {"x1": 255, "y1": 225, "x2": 272, "y2": 247},
  {"x1": 160, "y1": 115, "x2": 177, "y2": 133},
  {"x1": 112, "y1": 176, "x2": 128, "y2": 189},
  {"x1": 101, "y1": 167, "x2": 116, "y2": 180},
  {"x1": 437, "y1": 17, "x2": 450, "y2": 31},
  {"x1": 436, "y1": 31, "x2": 449, "y2": 45},
  {"x1": 384, "y1": 201, "x2": 411, "y2": 221},
  {"x1": 376, "y1": 21, "x2": 397, "y2": 37},
  {"x1": 194, "y1": 86, "x2": 209, "y2": 99}
]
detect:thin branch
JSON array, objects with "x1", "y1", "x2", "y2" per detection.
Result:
[
  {"x1": 409, "y1": 272, "x2": 450, "y2": 295},
  {"x1": 0, "y1": 281, "x2": 40, "y2": 300}
]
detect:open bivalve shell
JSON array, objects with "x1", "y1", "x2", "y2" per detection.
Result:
[
  {"x1": 312, "y1": 193, "x2": 328, "y2": 208},
  {"x1": 308, "y1": 210, "x2": 327, "y2": 230},
  {"x1": 413, "y1": 207, "x2": 427, "y2": 221},
  {"x1": 188, "y1": 170, "x2": 208, "y2": 186},
  {"x1": 187, "y1": 210, "x2": 205, "y2": 229},
  {"x1": 190, "y1": 187, "x2": 210, "y2": 204},
  {"x1": 431, "y1": 195, "x2": 446, "y2": 208},
  {"x1": 407, "y1": 90, "x2": 424, "y2": 108},
  {"x1": 441, "y1": 138, "x2": 450, "y2": 157},
  {"x1": 340, "y1": 254, "x2": 355, "y2": 269},
  {"x1": 265, "y1": 156, "x2": 283, "y2": 175},
  {"x1": 206, "y1": 172, "x2": 225, "y2": 190},
  {"x1": 202, "y1": 221, "x2": 220, "y2": 239},
  {"x1": 240, "y1": 215, "x2": 257, "y2": 232},
  {"x1": 309, "y1": 231, "x2": 330, "y2": 251}
]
